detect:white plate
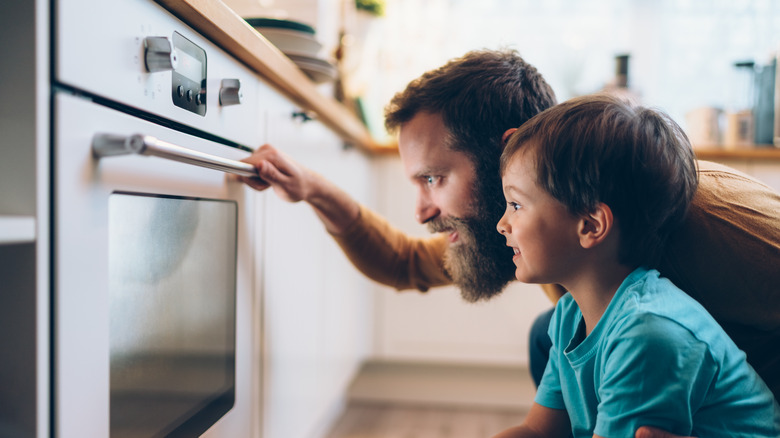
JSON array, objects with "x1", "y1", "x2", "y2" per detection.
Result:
[
  {"x1": 255, "y1": 28, "x2": 322, "y2": 57},
  {"x1": 286, "y1": 54, "x2": 337, "y2": 84}
]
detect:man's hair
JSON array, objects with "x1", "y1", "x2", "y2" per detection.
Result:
[
  {"x1": 385, "y1": 49, "x2": 558, "y2": 212},
  {"x1": 501, "y1": 93, "x2": 699, "y2": 268}
]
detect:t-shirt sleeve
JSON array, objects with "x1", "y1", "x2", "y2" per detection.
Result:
[
  {"x1": 534, "y1": 342, "x2": 566, "y2": 410},
  {"x1": 534, "y1": 303, "x2": 567, "y2": 410},
  {"x1": 594, "y1": 314, "x2": 716, "y2": 437}
]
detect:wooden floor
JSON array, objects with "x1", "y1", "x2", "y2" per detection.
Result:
[
  {"x1": 323, "y1": 361, "x2": 534, "y2": 438},
  {"x1": 324, "y1": 402, "x2": 528, "y2": 438}
]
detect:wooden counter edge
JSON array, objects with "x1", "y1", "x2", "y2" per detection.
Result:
[
  {"x1": 155, "y1": 0, "x2": 397, "y2": 154},
  {"x1": 694, "y1": 145, "x2": 780, "y2": 161}
]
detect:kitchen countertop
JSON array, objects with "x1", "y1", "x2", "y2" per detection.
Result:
[
  {"x1": 154, "y1": 0, "x2": 780, "y2": 162},
  {"x1": 155, "y1": 0, "x2": 397, "y2": 154}
]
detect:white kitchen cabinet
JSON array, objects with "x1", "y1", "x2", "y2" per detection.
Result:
[
  {"x1": 0, "y1": 0, "x2": 50, "y2": 437},
  {"x1": 258, "y1": 89, "x2": 376, "y2": 438}
]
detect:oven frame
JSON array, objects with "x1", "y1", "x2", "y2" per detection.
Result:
[{"x1": 52, "y1": 92, "x2": 261, "y2": 437}]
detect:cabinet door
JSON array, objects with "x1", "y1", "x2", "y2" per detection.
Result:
[{"x1": 260, "y1": 91, "x2": 374, "y2": 438}]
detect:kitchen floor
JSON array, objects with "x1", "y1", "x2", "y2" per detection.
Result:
[
  {"x1": 325, "y1": 402, "x2": 527, "y2": 438},
  {"x1": 324, "y1": 361, "x2": 535, "y2": 438}
]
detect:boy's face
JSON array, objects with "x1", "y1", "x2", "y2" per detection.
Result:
[{"x1": 497, "y1": 147, "x2": 583, "y2": 285}]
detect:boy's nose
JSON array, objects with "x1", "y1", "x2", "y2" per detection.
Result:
[{"x1": 497, "y1": 214, "x2": 509, "y2": 235}]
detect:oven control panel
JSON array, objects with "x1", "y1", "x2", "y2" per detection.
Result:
[
  {"x1": 143, "y1": 32, "x2": 207, "y2": 116},
  {"x1": 171, "y1": 32, "x2": 207, "y2": 116},
  {"x1": 56, "y1": 0, "x2": 262, "y2": 147}
]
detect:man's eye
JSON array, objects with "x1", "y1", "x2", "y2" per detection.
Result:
[{"x1": 426, "y1": 176, "x2": 439, "y2": 185}]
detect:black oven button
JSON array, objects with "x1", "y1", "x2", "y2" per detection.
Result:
[{"x1": 170, "y1": 32, "x2": 207, "y2": 116}]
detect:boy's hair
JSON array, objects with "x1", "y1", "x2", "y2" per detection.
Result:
[{"x1": 500, "y1": 93, "x2": 699, "y2": 268}]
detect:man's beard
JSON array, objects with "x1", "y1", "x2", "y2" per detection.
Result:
[{"x1": 428, "y1": 186, "x2": 516, "y2": 303}]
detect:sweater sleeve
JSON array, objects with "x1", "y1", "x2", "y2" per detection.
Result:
[{"x1": 329, "y1": 204, "x2": 452, "y2": 292}]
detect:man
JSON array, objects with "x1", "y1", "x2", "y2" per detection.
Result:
[{"x1": 239, "y1": 49, "x2": 780, "y2": 434}]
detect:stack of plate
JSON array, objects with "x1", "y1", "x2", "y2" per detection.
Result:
[{"x1": 246, "y1": 17, "x2": 337, "y2": 84}]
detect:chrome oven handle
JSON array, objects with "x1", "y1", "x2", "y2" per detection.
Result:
[{"x1": 91, "y1": 133, "x2": 259, "y2": 178}]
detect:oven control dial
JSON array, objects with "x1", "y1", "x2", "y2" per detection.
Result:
[
  {"x1": 219, "y1": 79, "x2": 243, "y2": 106},
  {"x1": 143, "y1": 37, "x2": 178, "y2": 73}
]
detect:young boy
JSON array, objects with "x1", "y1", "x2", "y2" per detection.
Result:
[{"x1": 494, "y1": 94, "x2": 780, "y2": 437}]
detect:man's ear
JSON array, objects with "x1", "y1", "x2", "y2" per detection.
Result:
[
  {"x1": 578, "y1": 203, "x2": 614, "y2": 249},
  {"x1": 502, "y1": 128, "x2": 518, "y2": 145}
]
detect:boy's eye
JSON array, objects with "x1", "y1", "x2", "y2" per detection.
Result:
[{"x1": 509, "y1": 202, "x2": 521, "y2": 211}]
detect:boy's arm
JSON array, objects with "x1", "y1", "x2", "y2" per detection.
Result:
[
  {"x1": 490, "y1": 406, "x2": 697, "y2": 438},
  {"x1": 634, "y1": 426, "x2": 696, "y2": 438},
  {"x1": 491, "y1": 403, "x2": 570, "y2": 438}
]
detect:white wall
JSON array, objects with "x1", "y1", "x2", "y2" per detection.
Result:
[{"x1": 352, "y1": 0, "x2": 780, "y2": 141}]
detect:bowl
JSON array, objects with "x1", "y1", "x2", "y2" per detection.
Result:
[
  {"x1": 244, "y1": 17, "x2": 315, "y2": 35},
  {"x1": 255, "y1": 28, "x2": 322, "y2": 56}
]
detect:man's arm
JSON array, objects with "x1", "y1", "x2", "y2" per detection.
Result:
[
  {"x1": 238, "y1": 144, "x2": 360, "y2": 234},
  {"x1": 238, "y1": 144, "x2": 451, "y2": 291},
  {"x1": 491, "y1": 403, "x2": 570, "y2": 438}
]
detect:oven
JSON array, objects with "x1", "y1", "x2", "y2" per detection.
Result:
[{"x1": 53, "y1": 0, "x2": 263, "y2": 436}]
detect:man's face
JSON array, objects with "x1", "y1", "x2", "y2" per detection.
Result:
[
  {"x1": 398, "y1": 111, "x2": 478, "y2": 238},
  {"x1": 398, "y1": 111, "x2": 515, "y2": 302}
]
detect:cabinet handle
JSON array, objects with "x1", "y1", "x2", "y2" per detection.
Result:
[{"x1": 91, "y1": 133, "x2": 258, "y2": 178}]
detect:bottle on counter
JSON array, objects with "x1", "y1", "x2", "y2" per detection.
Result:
[
  {"x1": 724, "y1": 61, "x2": 756, "y2": 149},
  {"x1": 753, "y1": 55, "x2": 776, "y2": 146},
  {"x1": 603, "y1": 54, "x2": 640, "y2": 103}
]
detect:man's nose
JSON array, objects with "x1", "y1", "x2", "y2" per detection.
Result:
[{"x1": 415, "y1": 195, "x2": 440, "y2": 224}]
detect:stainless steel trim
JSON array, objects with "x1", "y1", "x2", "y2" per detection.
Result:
[
  {"x1": 91, "y1": 133, "x2": 258, "y2": 177},
  {"x1": 143, "y1": 36, "x2": 178, "y2": 73}
]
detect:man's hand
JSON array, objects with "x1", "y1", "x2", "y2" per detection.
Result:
[
  {"x1": 237, "y1": 143, "x2": 361, "y2": 234},
  {"x1": 635, "y1": 426, "x2": 695, "y2": 438},
  {"x1": 238, "y1": 144, "x2": 313, "y2": 203}
]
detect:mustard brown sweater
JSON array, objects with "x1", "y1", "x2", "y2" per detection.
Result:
[{"x1": 331, "y1": 160, "x2": 780, "y2": 399}]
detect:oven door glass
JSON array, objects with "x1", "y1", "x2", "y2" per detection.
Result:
[{"x1": 108, "y1": 192, "x2": 237, "y2": 437}]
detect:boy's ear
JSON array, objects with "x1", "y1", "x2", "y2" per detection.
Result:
[{"x1": 578, "y1": 203, "x2": 614, "y2": 249}]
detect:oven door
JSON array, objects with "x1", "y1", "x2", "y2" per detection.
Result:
[{"x1": 53, "y1": 92, "x2": 259, "y2": 438}]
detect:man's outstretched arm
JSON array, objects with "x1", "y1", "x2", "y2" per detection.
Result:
[
  {"x1": 238, "y1": 143, "x2": 451, "y2": 291},
  {"x1": 238, "y1": 143, "x2": 360, "y2": 234}
]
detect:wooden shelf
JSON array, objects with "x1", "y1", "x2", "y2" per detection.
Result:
[
  {"x1": 694, "y1": 146, "x2": 780, "y2": 161},
  {"x1": 154, "y1": 0, "x2": 395, "y2": 154},
  {"x1": 0, "y1": 216, "x2": 36, "y2": 245}
]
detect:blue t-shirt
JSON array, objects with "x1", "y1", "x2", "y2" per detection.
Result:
[{"x1": 535, "y1": 267, "x2": 780, "y2": 437}]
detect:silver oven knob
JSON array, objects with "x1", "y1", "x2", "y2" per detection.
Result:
[
  {"x1": 219, "y1": 79, "x2": 243, "y2": 106},
  {"x1": 143, "y1": 36, "x2": 178, "y2": 72}
]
